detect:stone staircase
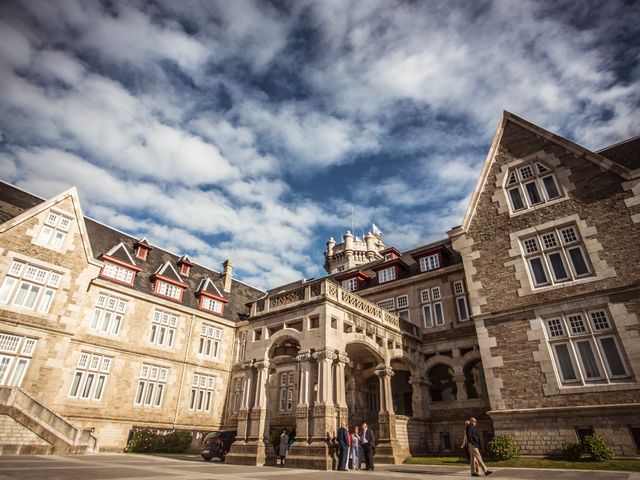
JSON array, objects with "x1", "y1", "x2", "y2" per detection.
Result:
[{"x1": 0, "y1": 387, "x2": 97, "y2": 454}]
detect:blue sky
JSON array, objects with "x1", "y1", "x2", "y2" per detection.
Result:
[{"x1": 0, "y1": 0, "x2": 639, "y2": 289}]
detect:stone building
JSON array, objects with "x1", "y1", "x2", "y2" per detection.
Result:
[{"x1": 0, "y1": 111, "x2": 638, "y2": 464}]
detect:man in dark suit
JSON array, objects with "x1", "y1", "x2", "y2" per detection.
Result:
[
  {"x1": 360, "y1": 422, "x2": 375, "y2": 471},
  {"x1": 337, "y1": 422, "x2": 349, "y2": 471}
]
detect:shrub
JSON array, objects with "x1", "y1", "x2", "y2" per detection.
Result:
[
  {"x1": 561, "y1": 442, "x2": 583, "y2": 460},
  {"x1": 487, "y1": 435, "x2": 521, "y2": 461},
  {"x1": 126, "y1": 429, "x2": 193, "y2": 454},
  {"x1": 582, "y1": 433, "x2": 614, "y2": 461},
  {"x1": 126, "y1": 429, "x2": 158, "y2": 453},
  {"x1": 157, "y1": 431, "x2": 193, "y2": 453}
]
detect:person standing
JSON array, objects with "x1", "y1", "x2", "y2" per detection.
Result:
[
  {"x1": 361, "y1": 422, "x2": 375, "y2": 471},
  {"x1": 466, "y1": 417, "x2": 492, "y2": 477},
  {"x1": 461, "y1": 420, "x2": 479, "y2": 473},
  {"x1": 351, "y1": 425, "x2": 362, "y2": 470},
  {"x1": 278, "y1": 428, "x2": 290, "y2": 466},
  {"x1": 337, "y1": 422, "x2": 349, "y2": 471}
]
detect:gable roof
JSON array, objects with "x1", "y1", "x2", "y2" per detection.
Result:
[
  {"x1": 0, "y1": 180, "x2": 265, "y2": 322},
  {"x1": 105, "y1": 242, "x2": 138, "y2": 266},
  {"x1": 597, "y1": 136, "x2": 640, "y2": 171},
  {"x1": 454, "y1": 111, "x2": 636, "y2": 233},
  {"x1": 197, "y1": 277, "x2": 224, "y2": 298}
]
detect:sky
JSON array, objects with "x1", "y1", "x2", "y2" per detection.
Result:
[{"x1": 0, "y1": 0, "x2": 639, "y2": 290}]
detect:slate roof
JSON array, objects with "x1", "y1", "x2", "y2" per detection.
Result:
[
  {"x1": 0, "y1": 181, "x2": 264, "y2": 322},
  {"x1": 597, "y1": 136, "x2": 640, "y2": 171}
]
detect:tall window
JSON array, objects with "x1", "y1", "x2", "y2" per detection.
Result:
[
  {"x1": 422, "y1": 287, "x2": 444, "y2": 328},
  {"x1": 235, "y1": 332, "x2": 246, "y2": 363},
  {"x1": 90, "y1": 293, "x2": 127, "y2": 335},
  {"x1": 0, "y1": 261, "x2": 61, "y2": 314},
  {"x1": 342, "y1": 278, "x2": 357, "y2": 292},
  {"x1": 544, "y1": 308, "x2": 629, "y2": 385},
  {"x1": 68, "y1": 352, "x2": 112, "y2": 401},
  {"x1": 453, "y1": 281, "x2": 469, "y2": 322},
  {"x1": 232, "y1": 377, "x2": 245, "y2": 413},
  {"x1": 419, "y1": 254, "x2": 440, "y2": 272},
  {"x1": 278, "y1": 371, "x2": 295, "y2": 412},
  {"x1": 0, "y1": 333, "x2": 37, "y2": 386},
  {"x1": 134, "y1": 363, "x2": 168, "y2": 407},
  {"x1": 521, "y1": 225, "x2": 591, "y2": 288},
  {"x1": 198, "y1": 323, "x2": 221, "y2": 359},
  {"x1": 101, "y1": 262, "x2": 135, "y2": 285},
  {"x1": 149, "y1": 309, "x2": 178, "y2": 348},
  {"x1": 378, "y1": 267, "x2": 396, "y2": 283},
  {"x1": 189, "y1": 373, "x2": 216, "y2": 412},
  {"x1": 505, "y1": 161, "x2": 563, "y2": 213},
  {"x1": 37, "y1": 211, "x2": 72, "y2": 248}
]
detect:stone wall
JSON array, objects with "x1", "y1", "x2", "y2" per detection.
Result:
[{"x1": 0, "y1": 414, "x2": 52, "y2": 454}]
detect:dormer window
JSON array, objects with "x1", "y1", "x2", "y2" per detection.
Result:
[
  {"x1": 201, "y1": 297, "x2": 223, "y2": 314},
  {"x1": 196, "y1": 278, "x2": 228, "y2": 315},
  {"x1": 419, "y1": 253, "x2": 440, "y2": 272},
  {"x1": 151, "y1": 262, "x2": 188, "y2": 302},
  {"x1": 384, "y1": 253, "x2": 392, "y2": 261},
  {"x1": 378, "y1": 266, "x2": 396, "y2": 283},
  {"x1": 342, "y1": 278, "x2": 357, "y2": 292},
  {"x1": 505, "y1": 161, "x2": 563, "y2": 213},
  {"x1": 102, "y1": 262, "x2": 136, "y2": 285},
  {"x1": 99, "y1": 243, "x2": 141, "y2": 286},
  {"x1": 134, "y1": 238, "x2": 152, "y2": 261},
  {"x1": 154, "y1": 280, "x2": 183, "y2": 300},
  {"x1": 178, "y1": 256, "x2": 194, "y2": 277}
]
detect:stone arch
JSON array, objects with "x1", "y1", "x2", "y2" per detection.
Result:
[
  {"x1": 463, "y1": 357, "x2": 486, "y2": 399},
  {"x1": 427, "y1": 363, "x2": 457, "y2": 402},
  {"x1": 424, "y1": 354, "x2": 456, "y2": 372},
  {"x1": 265, "y1": 331, "x2": 303, "y2": 359}
]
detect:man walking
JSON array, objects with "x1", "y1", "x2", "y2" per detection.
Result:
[
  {"x1": 361, "y1": 422, "x2": 375, "y2": 471},
  {"x1": 466, "y1": 417, "x2": 492, "y2": 477},
  {"x1": 337, "y1": 422, "x2": 349, "y2": 471}
]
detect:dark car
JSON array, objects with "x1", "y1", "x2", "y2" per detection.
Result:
[{"x1": 201, "y1": 431, "x2": 237, "y2": 462}]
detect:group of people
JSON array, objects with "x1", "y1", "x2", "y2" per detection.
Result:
[
  {"x1": 461, "y1": 417, "x2": 493, "y2": 477},
  {"x1": 336, "y1": 422, "x2": 376, "y2": 471}
]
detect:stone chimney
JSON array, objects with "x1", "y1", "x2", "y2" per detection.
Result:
[{"x1": 222, "y1": 259, "x2": 234, "y2": 293}]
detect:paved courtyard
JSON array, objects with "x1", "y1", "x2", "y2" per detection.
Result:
[{"x1": 0, "y1": 455, "x2": 638, "y2": 480}]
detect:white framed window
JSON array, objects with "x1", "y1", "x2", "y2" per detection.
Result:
[
  {"x1": 422, "y1": 304, "x2": 433, "y2": 328},
  {"x1": 232, "y1": 377, "x2": 245, "y2": 413},
  {"x1": 68, "y1": 352, "x2": 112, "y2": 401},
  {"x1": 201, "y1": 296, "x2": 223, "y2": 313},
  {"x1": 396, "y1": 295, "x2": 409, "y2": 309},
  {"x1": 342, "y1": 278, "x2": 358, "y2": 292},
  {"x1": 278, "y1": 371, "x2": 295, "y2": 412},
  {"x1": 384, "y1": 253, "x2": 393, "y2": 261},
  {"x1": 198, "y1": 323, "x2": 221, "y2": 359},
  {"x1": 101, "y1": 262, "x2": 135, "y2": 285},
  {"x1": 422, "y1": 286, "x2": 444, "y2": 328},
  {"x1": 453, "y1": 281, "x2": 465, "y2": 295},
  {"x1": 521, "y1": 225, "x2": 591, "y2": 288},
  {"x1": 431, "y1": 287, "x2": 441, "y2": 300},
  {"x1": 155, "y1": 280, "x2": 183, "y2": 300},
  {"x1": 377, "y1": 298, "x2": 395, "y2": 311},
  {"x1": 0, "y1": 261, "x2": 61, "y2": 314},
  {"x1": 149, "y1": 309, "x2": 178, "y2": 348},
  {"x1": 420, "y1": 289, "x2": 430, "y2": 303},
  {"x1": 397, "y1": 309, "x2": 410, "y2": 321},
  {"x1": 235, "y1": 331, "x2": 247, "y2": 363},
  {"x1": 453, "y1": 281, "x2": 469, "y2": 322},
  {"x1": 419, "y1": 254, "x2": 440, "y2": 272},
  {"x1": 505, "y1": 161, "x2": 563, "y2": 213},
  {"x1": 0, "y1": 333, "x2": 36, "y2": 386},
  {"x1": 544, "y1": 308, "x2": 629, "y2": 386},
  {"x1": 37, "y1": 211, "x2": 72, "y2": 249},
  {"x1": 378, "y1": 267, "x2": 396, "y2": 283},
  {"x1": 134, "y1": 363, "x2": 168, "y2": 407},
  {"x1": 189, "y1": 373, "x2": 216, "y2": 412},
  {"x1": 89, "y1": 293, "x2": 127, "y2": 335}
]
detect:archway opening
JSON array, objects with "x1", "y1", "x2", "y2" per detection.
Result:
[
  {"x1": 428, "y1": 364, "x2": 456, "y2": 401},
  {"x1": 390, "y1": 359, "x2": 413, "y2": 416},
  {"x1": 344, "y1": 342, "x2": 384, "y2": 426},
  {"x1": 464, "y1": 359, "x2": 486, "y2": 399}
]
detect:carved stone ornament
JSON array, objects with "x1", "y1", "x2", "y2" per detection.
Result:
[
  {"x1": 254, "y1": 360, "x2": 270, "y2": 369},
  {"x1": 241, "y1": 361, "x2": 254, "y2": 370},
  {"x1": 375, "y1": 366, "x2": 394, "y2": 377},
  {"x1": 337, "y1": 353, "x2": 350, "y2": 364},
  {"x1": 296, "y1": 407, "x2": 310, "y2": 418},
  {"x1": 296, "y1": 352, "x2": 312, "y2": 362},
  {"x1": 409, "y1": 375, "x2": 428, "y2": 385},
  {"x1": 237, "y1": 411, "x2": 249, "y2": 420},
  {"x1": 312, "y1": 349, "x2": 337, "y2": 361}
]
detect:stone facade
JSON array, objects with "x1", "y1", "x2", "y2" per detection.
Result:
[{"x1": 0, "y1": 111, "x2": 638, "y2": 464}]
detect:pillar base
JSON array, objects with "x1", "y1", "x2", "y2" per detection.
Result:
[
  {"x1": 225, "y1": 439, "x2": 274, "y2": 466},
  {"x1": 285, "y1": 440, "x2": 335, "y2": 470}
]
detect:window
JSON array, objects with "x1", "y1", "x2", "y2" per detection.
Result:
[
  {"x1": 0, "y1": 261, "x2": 61, "y2": 314},
  {"x1": 232, "y1": 377, "x2": 244, "y2": 413},
  {"x1": 89, "y1": 293, "x2": 127, "y2": 335},
  {"x1": 235, "y1": 332, "x2": 246, "y2": 363},
  {"x1": 420, "y1": 289, "x2": 430, "y2": 303},
  {"x1": 37, "y1": 211, "x2": 72, "y2": 249},
  {"x1": 396, "y1": 295, "x2": 409, "y2": 309},
  {"x1": 441, "y1": 432, "x2": 451, "y2": 451},
  {"x1": 189, "y1": 373, "x2": 216, "y2": 412},
  {"x1": 422, "y1": 287, "x2": 444, "y2": 328},
  {"x1": 101, "y1": 262, "x2": 135, "y2": 285},
  {"x1": 453, "y1": 281, "x2": 469, "y2": 322},
  {"x1": 149, "y1": 310, "x2": 178, "y2": 348},
  {"x1": 544, "y1": 308, "x2": 630, "y2": 386},
  {"x1": 0, "y1": 333, "x2": 36, "y2": 386},
  {"x1": 431, "y1": 287, "x2": 441, "y2": 300},
  {"x1": 68, "y1": 352, "x2": 112, "y2": 401},
  {"x1": 377, "y1": 298, "x2": 395, "y2": 311},
  {"x1": 453, "y1": 281, "x2": 464, "y2": 295},
  {"x1": 521, "y1": 225, "x2": 591, "y2": 288},
  {"x1": 254, "y1": 328, "x2": 263, "y2": 341},
  {"x1": 134, "y1": 363, "x2": 168, "y2": 407},
  {"x1": 397, "y1": 310, "x2": 409, "y2": 321},
  {"x1": 419, "y1": 254, "x2": 440, "y2": 272},
  {"x1": 201, "y1": 296, "x2": 223, "y2": 314},
  {"x1": 378, "y1": 267, "x2": 396, "y2": 283},
  {"x1": 384, "y1": 253, "x2": 393, "y2": 261},
  {"x1": 154, "y1": 280, "x2": 183, "y2": 301},
  {"x1": 505, "y1": 161, "x2": 563, "y2": 213},
  {"x1": 198, "y1": 323, "x2": 221, "y2": 359},
  {"x1": 342, "y1": 278, "x2": 357, "y2": 292},
  {"x1": 278, "y1": 371, "x2": 295, "y2": 412}
]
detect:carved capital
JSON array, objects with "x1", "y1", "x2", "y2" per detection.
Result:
[
  {"x1": 241, "y1": 361, "x2": 254, "y2": 370},
  {"x1": 312, "y1": 349, "x2": 337, "y2": 361},
  {"x1": 375, "y1": 366, "x2": 394, "y2": 377},
  {"x1": 295, "y1": 406, "x2": 310, "y2": 418},
  {"x1": 237, "y1": 410, "x2": 249, "y2": 420},
  {"x1": 409, "y1": 375, "x2": 428, "y2": 385},
  {"x1": 254, "y1": 360, "x2": 270, "y2": 370},
  {"x1": 296, "y1": 351, "x2": 312, "y2": 362},
  {"x1": 337, "y1": 353, "x2": 350, "y2": 364}
]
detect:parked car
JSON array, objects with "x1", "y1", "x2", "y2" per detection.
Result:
[{"x1": 201, "y1": 431, "x2": 237, "y2": 462}]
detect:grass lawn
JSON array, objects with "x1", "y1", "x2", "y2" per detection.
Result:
[{"x1": 405, "y1": 456, "x2": 640, "y2": 472}]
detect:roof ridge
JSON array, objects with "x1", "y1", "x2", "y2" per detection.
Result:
[{"x1": 596, "y1": 134, "x2": 640, "y2": 153}]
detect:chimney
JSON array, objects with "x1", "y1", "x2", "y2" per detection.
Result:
[{"x1": 222, "y1": 259, "x2": 234, "y2": 293}]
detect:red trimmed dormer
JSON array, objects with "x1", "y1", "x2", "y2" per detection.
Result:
[
  {"x1": 178, "y1": 255, "x2": 194, "y2": 277},
  {"x1": 380, "y1": 247, "x2": 401, "y2": 262},
  {"x1": 371, "y1": 252, "x2": 409, "y2": 284},
  {"x1": 99, "y1": 242, "x2": 142, "y2": 286},
  {"x1": 196, "y1": 278, "x2": 229, "y2": 316},
  {"x1": 151, "y1": 261, "x2": 189, "y2": 302},
  {"x1": 134, "y1": 237, "x2": 153, "y2": 261},
  {"x1": 410, "y1": 244, "x2": 451, "y2": 273},
  {"x1": 335, "y1": 270, "x2": 370, "y2": 292}
]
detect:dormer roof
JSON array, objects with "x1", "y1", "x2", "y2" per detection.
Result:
[
  {"x1": 151, "y1": 261, "x2": 189, "y2": 288},
  {"x1": 178, "y1": 255, "x2": 194, "y2": 266},
  {"x1": 134, "y1": 237, "x2": 153, "y2": 250},
  {"x1": 100, "y1": 242, "x2": 142, "y2": 271},
  {"x1": 196, "y1": 277, "x2": 229, "y2": 302}
]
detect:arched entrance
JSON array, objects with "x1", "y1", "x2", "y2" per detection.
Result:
[
  {"x1": 344, "y1": 342, "x2": 383, "y2": 427},
  {"x1": 390, "y1": 359, "x2": 413, "y2": 416}
]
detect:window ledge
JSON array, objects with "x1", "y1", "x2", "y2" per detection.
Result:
[
  {"x1": 507, "y1": 196, "x2": 569, "y2": 218},
  {"x1": 546, "y1": 380, "x2": 637, "y2": 396}
]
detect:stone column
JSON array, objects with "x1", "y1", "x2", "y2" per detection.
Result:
[
  {"x1": 453, "y1": 374, "x2": 467, "y2": 401},
  {"x1": 248, "y1": 360, "x2": 270, "y2": 464},
  {"x1": 375, "y1": 366, "x2": 402, "y2": 464},
  {"x1": 335, "y1": 353, "x2": 349, "y2": 426},
  {"x1": 409, "y1": 375, "x2": 429, "y2": 419},
  {"x1": 235, "y1": 362, "x2": 254, "y2": 442},
  {"x1": 295, "y1": 351, "x2": 313, "y2": 442}
]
